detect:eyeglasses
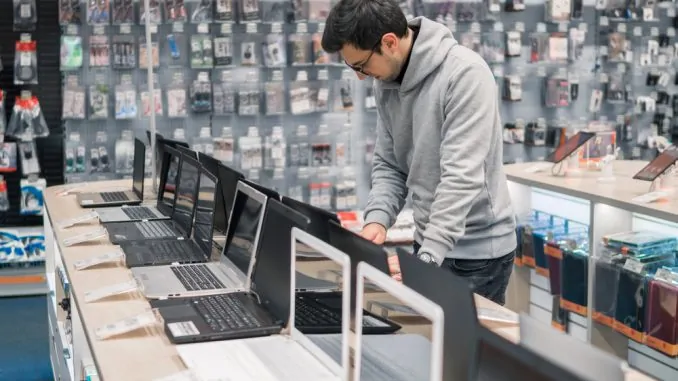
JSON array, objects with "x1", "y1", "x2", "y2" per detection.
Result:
[{"x1": 344, "y1": 40, "x2": 381, "y2": 75}]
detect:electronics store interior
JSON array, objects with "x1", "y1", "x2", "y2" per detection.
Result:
[{"x1": 8, "y1": 0, "x2": 678, "y2": 380}]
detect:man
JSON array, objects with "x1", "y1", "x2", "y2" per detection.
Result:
[{"x1": 322, "y1": 0, "x2": 517, "y2": 305}]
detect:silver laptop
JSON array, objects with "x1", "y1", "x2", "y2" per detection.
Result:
[
  {"x1": 519, "y1": 313, "x2": 627, "y2": 381},
  {"x1": 76, "y1": 138, "x2": 145, "y2": 207},
  {"x1": 131, "y1": 181, "x2": 267, "y2": 299},
  {"x1": 175, "y1": 228, "x2": 350, "y2": 381},
  {"x1": 311, "y1": 261, "x2": 444, "y2": 381},
  {"x1": 95, "y1": 145, "x2": 182, "y2": 223}
]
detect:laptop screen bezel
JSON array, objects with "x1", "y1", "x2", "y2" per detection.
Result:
[
  {"x1": 171, "y1": 152, "x2": 202, "y2": 237},
  {"x1": 220, "y1": 181, "x2": 268, "y2": 287},
  {"x1": 193, "y1": 169, "x2": 219, "y2": 258},
  {"x1": 132, "y1": 138, "x2": 146, "y2": 200},
  {"x1": 281, "y1": 196, "x2": 340, "y2": 243},
  {"x1": 176, "y1": 145, "x2": 198, "y2": 160},
  {"x1": 199, "y1": 153, "x2": 233, "y2": 235},
  {"x1": 158, "y1": 145, "x2": 182, "y2": 216}
]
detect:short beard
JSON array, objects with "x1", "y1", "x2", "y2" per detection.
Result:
[{"x1": 383, "y1": 56, "x2": 404, "y2": 82}]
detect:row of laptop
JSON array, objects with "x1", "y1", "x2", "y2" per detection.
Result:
[{"x1": 74, "y1": 135, "x2": 628, "y2": 380}]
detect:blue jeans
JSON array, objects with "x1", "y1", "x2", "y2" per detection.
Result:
[{"x1": 413, "y1": 242, "x2": 515, "y2": 306}]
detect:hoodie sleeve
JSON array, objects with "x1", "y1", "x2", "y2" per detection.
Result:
[
  {"x1": 419, "y1": 62, "x2": 497, "y2": 264},
  {"x1": 363, "y1": 111, "x2": 409, "y2": 230}
]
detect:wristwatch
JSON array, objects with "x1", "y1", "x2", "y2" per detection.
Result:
[{"x1": 416, "y1": 251, "x2": 437, "y2": 266}]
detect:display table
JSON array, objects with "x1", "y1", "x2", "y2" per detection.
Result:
[
  {"x1": 44, "y1": 179, "x2": 648, "y2": 381},
  {"x1": 505, "y1": 160, "x2": 678, "y2": 381}
]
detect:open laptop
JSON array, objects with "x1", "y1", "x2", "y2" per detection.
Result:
[
  {"x1": 174, "y1": 227, "x2": 350, "y2": 381},
  {"x1": 147, "y1": 131, "x2": 189, "y2": 186},
  {"x1": 198, "y1": 153, "x2": 240, "y2": 235},
  {"x1": 473, "y1": 324, "x2": 586, "y2": 381},
  {"x1": 131, "y1": 181, "x2": 267, "y2": 299},
  {"x1": 176, "y1": 144, "x2": 199, "y2": 159},
  {"x1": 76, "y1": 138, "x2": 145, "y2": 207},
  {"x1": 120, "y1": 168, "x2": 219, "y2": 267},
  {"x1": 149, "y1": 199, "x2": 311, "y2": 342},
  {"x1": 281, "y1": 196, "x2": 340, "y2": 244},
  {"x1": 103, "y1": 152, "x2": 201, "y2": 245},
  {"x1": 519, "y1": 313, "x2": 626, "y2": 380},
  {"x1": 95, "y1": 145, "x2": 182, "y2": 223}
]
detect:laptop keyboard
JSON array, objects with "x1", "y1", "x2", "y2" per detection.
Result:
[
  {"x1": 295, "y1": 295, "x2": 389, "y2": 328},
  {"x1": 171, "y1": 264, "x2": 225, "y2": 291},
  {"x1": 150, "y1": 241, "x2": 196, "y2": 263},
  {"x1": 193, "y1": 294, "x2": 264, "y2": 332},
  {"x1": 136, "y1": 220, "x2": 175, "y2": 238},
  {"x1": 101, "y1": 191, "x2": 128, "y2": 202},
  {"x1": 123, "y1": 207, "x2": 157, "y2": 220}
]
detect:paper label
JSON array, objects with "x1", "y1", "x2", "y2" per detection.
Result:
[
  {"x1": 623, "y1": 259, "x2": 645, "y2": 274},
  {"x1": 95, "y1": 310, "x2": 159, "y2": 340},
  {"x1": 85, "y1": 280, "x2": 138, "y2": 303},
  {"x1": 167, "y1": 321, "x2": 200, "y2": 337},
  {"x1": 73, "y1": 250, "x2": 123, "y2": 270},
  {"x1": 654, "y1": 268, "x2": 676, "y2": 284},
  {"x1": 59, "y1": 211, "x2": 99, "y2": 229},
  {"x1": 246, "y1": 23, "x2": 257, "y2": 34},
  {"x1": 197, "y1": 23, "x2": 208, "y2": 34},
  {"x1": 62, "y1": 227, "x2": 107, "y2": 247}
]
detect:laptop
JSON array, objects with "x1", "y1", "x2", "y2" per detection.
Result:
[
  {"x1": 149, "y1": 199, "x2": 311, "y2": 343},
  {"x1": 119, "y1": 168, "x2": 219, "y2": 267},
  {"x1": 176, "y1": 144, "x2": 199, "y2": 159},
  {"x1": 131, "y1": 181, "x2": 267, "y2": 299},
  {"x1": 147, "y1": 131, "x2": 189, "y2": 186},
  {"x1": 473, "y1": 325, "x2": 586, "y2": 381},
  {"x1": 76, "y1": 138, "x2": 145, "y2": 207},
  {"x1": 95, "y1": 145, "x2": 181, "y2": 223},
  {"x1": 103, "y1": 152, "x2": 201, "y2": 245},
  {"x1": 197, "y1": 153, "x2": 239, "y2": 235},
  {"x1": 519, "y1": 313, "x2": 626, "y2": 381},
  {"x1": 173, "y1": 227, "x2": 350, "y2": 381},
  {"x1": 281, "y1": 196, "x2": 340, "y2": 244},
  {"x1": 243, "y1": 179, "x2": 280, "y2": 200}
]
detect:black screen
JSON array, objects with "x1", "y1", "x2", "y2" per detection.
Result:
[
  {"x1": 633, "y1": 145, "x2": 678, "y2": 181},
  {"x1": 281, "y1": 196, "x2": 339, "y2": 243},
  {"x1": 327, "y1": 222, "x2": 389, "y2": 313},
  {"x1": 226, "y1": 190, "x2": 264, "y2": 275},
  {"x1": 194, "y1": 171, "x2": 217, "y2": 256},
  {"x1": 173, "y1": 156, "x2": 200, "y2": 235},
  {"x1": 132, "y1": 138, "x2": 146, "y2": 198},
  {"x1": 161, "y1": 147, "x2": 181, "y2": 212},
  {"x1": 216, "y1": 163, "x2": 244, "y2": 232},
  {"x1": 474, "y1": 327, "x2": 584, "y2": 381},
  {"x1": 199, "y1": 154, "x2": 237, "y2": 234},
  {"x1": 545, "y1": 132, "x2": 596, "y2": 163},
  {"x1": 252, "y1": 199, "x2": 311, "y2": 324},
  {"x1": 176, "y1": 145, "x2": 198, "y2": 159}
]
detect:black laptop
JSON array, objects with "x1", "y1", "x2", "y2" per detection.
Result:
[
  {"x1": 281, "y1": 196, "x2": 340, "y2": 243},
  {"x1": 103, "y1": 152, "x2": 201, "y2": 244},
  {"x1": 120, "y1": 168, "x2": 219, "y2": 267},
  {"x1": 150, "y1": 199, "x2": 310, "y2": 344}
]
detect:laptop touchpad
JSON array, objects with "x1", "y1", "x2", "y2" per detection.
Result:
[{"x1": 161, "y1": 305, "x2": 199, "y2": 319}]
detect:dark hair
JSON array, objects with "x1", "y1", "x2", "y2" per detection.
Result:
[{"x1": 321, "y1": 0, "x2": 409, "y2": 54}]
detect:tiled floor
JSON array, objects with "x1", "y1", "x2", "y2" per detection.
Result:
[{"x1": 0, "y1": 296, "x2": 53, "y2": 381}]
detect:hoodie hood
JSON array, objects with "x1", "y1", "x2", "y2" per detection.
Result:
[{"x1": 396, "y1": 17, "x2": 458, "y2": 92}]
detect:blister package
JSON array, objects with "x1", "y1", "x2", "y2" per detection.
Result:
[
  {"x1": 89, "y1": 83, "x2": 110, "y2": 120},
  {"x1": 112, "y1": 35, "x2": 137, "y2": 69},
  {"x1": 140, "y1": 0, "x2": 162, "y2": 23},
  {"x1": 62, "y1": 78, "x2": 87, "y2": 120},
  {"x1": 59, "y1": 0, "x2": 82, "y2": 24},
  {"x1": 112, "y1": 0, "x2": 135, "y2": 24},
  {"x1": 61, "y1": 35, "x2": 83, "y2": 70},
  {"x1": 7, "y1": 94, "x2": 50, "y2": 141},
  {"x1": 14, "y1": 0, "x2": 37, "y2": 31},
  {"x1": 190, "y1": 35, "x2": 214, "y2": 68},
  {"x1": 87, "y1": 0, "x2": 110, "y2": 24},
  {"x1": 190, "y1": 72, "x2": 212, "y2": 113},
  {"x1": 190, "y1": 0, "x2": 213, "y2": 23},
  {"x1": 15, "y1": 37, "x2": 38, "y2": 85},
  {"x1": 89, "y1": 35, "x2": 110, "y2": 67},
  {"x1": 263, "y1": 34, "x2": 286, "y2": 67}
]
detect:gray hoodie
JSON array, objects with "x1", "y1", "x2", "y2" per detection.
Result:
[{"x1": 363, "y1": 17, "x2": 516, "y2": 263}]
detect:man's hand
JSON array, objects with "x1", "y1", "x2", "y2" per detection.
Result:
[
  {"x1": 360, "y1": 223, "x2": 387, "y2": 245},
  {"x1": 388, "y1": 255, "x2": 402, "y2": 282}
]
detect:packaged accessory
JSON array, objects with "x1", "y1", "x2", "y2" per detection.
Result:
[
  {"x1": 241, "y1": 0, "x2": 260, "y2": 21},
  {"x1": 62, "y1": 77, "x2": 86, "y2": 120},
  {"x1": 264, "y1": 71, "x2": 285, "y2": 115},
  {"x1": 112, "y1": 0, "x2": 134, "y2": 24},
  {"x1": 89, "y1": 35, "x2": 111, "y2": 67},
  {"x1": 608, "y1": 32, "x2": 630, "y2": 62},
  {"x1": 165, "y1": 0, "x2": 187, "y2": 22},
  {"x1": 114, "y1": 79, "x2": 138, "y2": 120},
  {"x1": 290, "y1": 71, "x2": 312, "y2": 115},
  {"x1": 14, "y1": 0, "x2": 37, "y2": 31},
  {"x1": 543, "y1": 73, "x2": 570, "y2": 107},
  {"x1": 7, "y1": 92, "x2": 49, "y2": 141},
  {"x1": 60, "y1": 35, "x2": 84, "y2": 70},
  {"x1": 190, "y1": 72, "x2": 212, "y2": 113},
  {"x1": 481, "y1": 31, "x2": 505, "y2": 63},
  {"x1": 20, "y1": 177, "x2": 45, "y2": 215},
  {"x1": 213, "y1": 70, "x2": 236, "y2": 115},
  {"x1": 0, "y1": 143, "x2": 18, "y2": 173},
  {"x1": 140, "y1": 0, "x2": 162, "y2": 24},
  {"x1": 530, "y1": 32, "x2": 549, "y2": 63},
  {"x1": 213, "y1": 127, "x2": 235, "y2": 165},
  {"x1": 166, "y1": 33, "x2": 182, "y2": 61},
  {"x1": 262, "y1": 34, "x2": 286, "y2": 67},
  {"x1": 0, "y1": 91, "x2": 6, "y2": 136},
  {"x1": 505, "y1": 31, "x2": 522, "y2": 57},
  {"x1": 89, "y1": 83, "x2": 110, "y2": 120},
  {"x1": 87, "y1": 0, "x2": 110, "y2": 24},
  {"x1": 0, "y1": 177, "x2": 8, "y2": 212},
  {"x1": 112, "y1": 35, "x2": 137, "y2": 69},
  {"x1": 240, "y1": 41, "x2": 257, "y2": 66},
  {"x1": 569, "y1": 27, "x2": 585, "y2": 62},
  {"x1": 15, "y1": 36, "x2": 38, "y2": 85},
  {"x1": 19, "y1": 140, "x2": 40, "y2": 175},
  {"x1": 313, "y1": 69, "x2": 330, "y2": 112},
  {"x1": 214, "y1": 36, "x2": 233, "y2": 66},
  {"x1": 215, "y1": 0, "x2": 234, "y2": 22},
  {"x1": 502, "y1": 75, "x2": 522, "y2": 101},
  {"x1": 139, "y1": 36, "x2": 159, "y2": 69},
  {"x1": 167, "y1": 73, "x2": 188, "y2": 118},
  {"x1": 190, "y1": 0, "x2": 213, "y2": 23},
  {"x1": 312, "y1": 32, "x2": 335, "y2": 64},
  {"x1": 190, "y1": 35, "x2": 214, "y2": 68},
  {"x1": 289, "y1": 33, "x2": 311, "y2": 65},
  {"x1": 547, "y1": 0, "x2": 571, "y2": 22},
  {"x1": 505, "y1": 0, "x2": 525, "y2": 11},
  {"x1": 59, "y1": 0, "x2": 82, "y2": 25},
  {"x1": 141, "y1": 88, "x2": 163, "y2": 117}
]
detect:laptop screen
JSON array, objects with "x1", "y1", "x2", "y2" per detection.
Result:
[
  {"x1": 217, "y1": 163, "x2": 245, "y2": 231},
  {"x1": 193, "y1": 170, "x2": 217, "y2": 256},
  {"x1": 160, "y1": 146, "x2": 181, "y2": 213},
  {"x1": 199, "y1": 154, "x2": 237, "y2": 235},
  {"x1": 226, "y1": 186, "x2": 265, "y2": 275},
  {"x1": 281, "y1": 196, "x2": 339, "y2": 243},
  {"x1": 132, "y1": 138, "x2": 145, "y2": 199},
  {"x1": 173, "y1": 155, "x2": 200, "y2": 235}
]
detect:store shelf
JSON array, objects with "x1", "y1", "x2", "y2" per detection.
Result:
[{"x1": 0, "y1": 263, "x2": 48, "y2": 297}]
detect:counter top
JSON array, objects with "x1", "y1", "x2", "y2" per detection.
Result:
[
  {"x1": 44, "y1": 179, "x2": 648, "y2": 381},
  {"x1": 505, "y1": 160, "x2": 678, "y2": 223}
]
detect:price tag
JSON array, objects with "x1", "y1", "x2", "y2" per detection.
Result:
[
  {"x1": 493, "y1": 22, "x2": 503, "y2": 32},
  {"x1": 669, "y1": 7, "x2": 676, "y2": 18},
  {"x1": 623, "y1": 259, "x2": 645, "y2": 274},
  {"x1": 220, "y1": 23, "x2": 232, "y2": 34},
  {"x1": 655, "y1": 268, "x2": 675, "y2": 284},
  {"x1": 515, "y1": 22, "x2": 525, "y2": 32},
  {"x1": 271, "y1": 22, "x2": 282, "y2": 34},
  {"x1": 470, "y1": 22, "x2": 481, "y2": 33},
  {"x1": 318, "y1": 69, "x2": 329, "y2": 81},
  {"x1": 93, "y1": 25, "x2": 105, "y2": 35},
  {"x1": 172, "y1": 22, "x2": 184, "y2": 33},
  {"x1": 120, "y1": 24, "x2": 131, "y2": 34},
  {"x1": 62, "y1": 227, "x2": 107, "y2": 247},
  {"x1": 651, "y1": 27, "x2": 659, "y2": 37},
  {"x1": 633, "y1": 26, "x2": 643, "y2": 37},
  {"x1": 197, "y1": 23, "x2": 208, "y2": 34},
  {"x1": 558, "y1": 23, "x2": 568, "y2": 33},
  {"x1": 296, "y1": 22, "x2": 308, "y2": 34},
  {"x1": 617, "y1": 63, "x2": 626, "y2": 73},
  {"x1": 197, "y1": 71, "x2": 209, "y2": 82},
  {"x1": 537, "y1": 66, "x2": 547, "y2": 77},
  {"x1": 73, "y1": 250, "x2": 124, "y2": 270},
  {"x1": 58, "y1": 211, "x2": 99, "y2": 229},
  {"x1": 599, "y1": 16, "x2": 609, "y2": 27},
  {"x1": 617, "y1": 24, "x2": 626, "y2": 34},
  {"x1": 246, "y1": 23, "x2": 257, "y2": 34},
  {"x1": 317, "y1": 22, "x2": 325, "y2": 33},
  {"x1": 492, "y1": 66, "x2": 504, "y2": 78},
  {"x1": 578, "y1": 23, "x2": 587, "y2": 32},
  {"x1": 95, "y1": 310, "x2": 159, "y2": 340},
  {"x1": 295, "y1": 70, "x2": 308, "y2": 82},
  {"x1": 149, "y1": 24, "x2": 157, "y2": 34},
  {"x1": 669, "y1": 28, "x2": 676, "y2": 38},
  {"x1": 66, "y1": 25, "x2": 78, "y2": 35},
  {"x1": 84, "y1": 280, "x2": 138, "y2": 303},
  {"x1": 536, "y1": 22, "x2": 547, "y2": 33}
]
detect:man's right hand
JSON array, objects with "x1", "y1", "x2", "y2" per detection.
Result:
[{"x1": 360, "y1": 223, "x2": 387, "y2": 245}]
